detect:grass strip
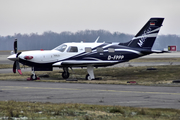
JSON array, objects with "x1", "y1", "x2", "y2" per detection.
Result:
[
  {"x1": 44, "y1": 65, "x2": 180, "y2": 86},
  {"x1": 0, "y1": 101, "x2": 179, "y2": 120},
  {"x1": 1, "y1": 65, "x2": 180, "y2": 86}
]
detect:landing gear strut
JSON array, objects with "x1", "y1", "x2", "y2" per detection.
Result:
[
  {"x1": 86, "y1": 65, "x2": 95, "y2": 80},
  {"x1": 30, "y1": 67, "x2": 37, "y2": 80},
  {"x1": 62, "y1": 67, "x2": 70, "y2": 79}
]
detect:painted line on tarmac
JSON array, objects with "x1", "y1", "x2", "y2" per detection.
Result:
[{"x1": 1, "y1": 86, "x2": 180, "y2": 96}]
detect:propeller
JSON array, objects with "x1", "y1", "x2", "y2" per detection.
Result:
[{"x1": 13, "y1": 39, "x2": 22, "y2": 75}]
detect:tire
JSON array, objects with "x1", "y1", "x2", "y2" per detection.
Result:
[
  {"x1": 86, "y1": 74, "x2": 92, "y2": 80},
  {"x1": 62, "y1": 72, "x2": 70, "y2": 79},
  {"x1": 30, "y1": 74, "x2": 37, "y2": 80}
]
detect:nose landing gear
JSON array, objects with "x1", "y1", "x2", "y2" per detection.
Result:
[
  {"x1": 27, "y1": 67, "x2": 40, "y2": 81},
  {"x1": 30, "y1": 72, "x2": 37, "y2": 80}
]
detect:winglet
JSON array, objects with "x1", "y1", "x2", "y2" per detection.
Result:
[{"x1": 94, "y1": 36, "x2": 100, "y2": 43}]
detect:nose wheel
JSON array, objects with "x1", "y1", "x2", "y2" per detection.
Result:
[
  {"x1": 27, "y1": 67, "x2": 39, "y2": 80},
  {"x1": 30, "y1": 73, "x2": 37, "y2": 80}
]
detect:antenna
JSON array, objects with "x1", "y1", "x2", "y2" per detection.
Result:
[{"x1": 94, "y1": 36, "x2": 100, "y2": 43}]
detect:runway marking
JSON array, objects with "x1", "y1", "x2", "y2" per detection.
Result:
[{"x1": 1, "y1": 86, "x2": 180, "y2": 96}]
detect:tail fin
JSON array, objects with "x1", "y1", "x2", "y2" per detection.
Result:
[{"x1": 119, "y1": 18, "x2": 164, "y2": 50}]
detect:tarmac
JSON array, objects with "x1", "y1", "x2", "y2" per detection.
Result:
[{"x1": 0, "y1": 81, "x2": 180, "y2": 109}]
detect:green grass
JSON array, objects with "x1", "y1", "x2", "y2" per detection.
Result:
[
  {"x1": 43, "y1": 65, "x2": 180, "y2": 86},
  {"x1": 1, "y1": 65, "x2": 180, "y2": 86},
  {"x1": 0, "y1": 101, "x2": 179, "y2": 120},
  {"x1": 0, "y1": 64, "x2": 13, "y2": 69}
]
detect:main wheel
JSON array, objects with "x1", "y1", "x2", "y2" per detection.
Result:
[
  {"x1": 62, "y1": 72, "x2": 70, "y2": 79},
  {"x1": 86, "y1": 74, "x2": 92, "y2": 80},
  {"x1": 30, "y1": 74, "x2": 37, "y2": 80}
]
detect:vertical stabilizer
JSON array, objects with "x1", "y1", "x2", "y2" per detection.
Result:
[{"x1": 120, "y1": 18, "x2": 164, "y2": 50}]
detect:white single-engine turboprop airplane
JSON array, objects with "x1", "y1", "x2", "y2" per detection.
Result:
[{"x1": 8, "y1": 18, "x2": 165, "y2": 80}]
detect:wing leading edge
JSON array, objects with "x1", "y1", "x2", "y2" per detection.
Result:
[{"x1": 52, "y1": 60, "x2": 120, "y2": 67}]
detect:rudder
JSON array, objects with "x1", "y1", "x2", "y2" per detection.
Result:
[{"x1": 120, "y1": 18, "x2": 164, "y2": 50}]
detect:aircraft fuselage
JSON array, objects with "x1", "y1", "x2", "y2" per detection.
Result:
[{"x1": 10, "y1": 42, "x2": 144, "y2": 69}]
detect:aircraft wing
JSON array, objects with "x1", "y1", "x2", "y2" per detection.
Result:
[{"x1": 52, "y1": 60, "x2": 120, "y2": 67}]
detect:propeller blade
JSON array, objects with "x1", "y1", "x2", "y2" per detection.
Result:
[
  {"x1": 13, "y1": 61, "x2": 16, "y2": 73},
  {"x1": 12, "y1": 39, "x2": 23, "y2": 75},
  {"x1": 17, "y1": 69, "x2": 22, "y2": 75},
  {"x1": 16, "y1": 52, "x2": 22, "y2": 58},
  {"x1": 16, "y1": 61, "x2": 22, "y2": 75},
  {"x1": 14, "y1": 39, "x2": 17, "y2": 54}
]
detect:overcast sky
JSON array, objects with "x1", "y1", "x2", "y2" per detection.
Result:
[{"x1": 0, "y1": 0, "x2": 180, "y2": 36}]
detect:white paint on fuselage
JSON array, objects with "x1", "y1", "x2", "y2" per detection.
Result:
[
  {"x1": 19, "y1": 42, "x2": 104, "y2": 64},
  {"x1": 19, "y1": 50, "x2": 59, "y2": 63}
]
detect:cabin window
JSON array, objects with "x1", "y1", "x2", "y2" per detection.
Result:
[
  {"x1": 53, "y1": 44, "x2": 67, "y2": 52},
  {"x1": 85, "y1": 47, "x2": 92, "y2": 52},
  {"x1": 108, "y1": 48, "x2": 115, "y2": 52},
  {"x1": 67, "y1": 46, "x2": 78, "y2": 52},
  {"x1": 97, "y1": 47, "x2": 103, "y2": 53}
]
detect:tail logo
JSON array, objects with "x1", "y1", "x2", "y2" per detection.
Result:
[{"x1": 137, "y1": 28, "x2": 151, "y2": 47}]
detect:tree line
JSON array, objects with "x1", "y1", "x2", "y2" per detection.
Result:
[{"x1": 0, "y1": 30, "x2": 179, "y2": 51}]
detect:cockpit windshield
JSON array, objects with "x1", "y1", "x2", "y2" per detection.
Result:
[{"x1": 53, "y1": 44, "x2": 67, "y2": 52}]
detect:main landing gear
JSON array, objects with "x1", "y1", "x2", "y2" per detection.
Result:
[
  {"x1": 62, "y1": 67, "x2": 70, "y2": 79},
  {"x1": 86, "y1": 65, "x2": 95, "y2": 80},
  {"x1": 61, "y1": 66, "x2": 95, "y2": 80}
]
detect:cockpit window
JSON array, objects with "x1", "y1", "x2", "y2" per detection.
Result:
[
  {"x1": 53, "y1": 44, "x2": 67, "y2": 52},
  {"x1": 67, "y1": 46, "x2": 78, "y2": 52}
]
